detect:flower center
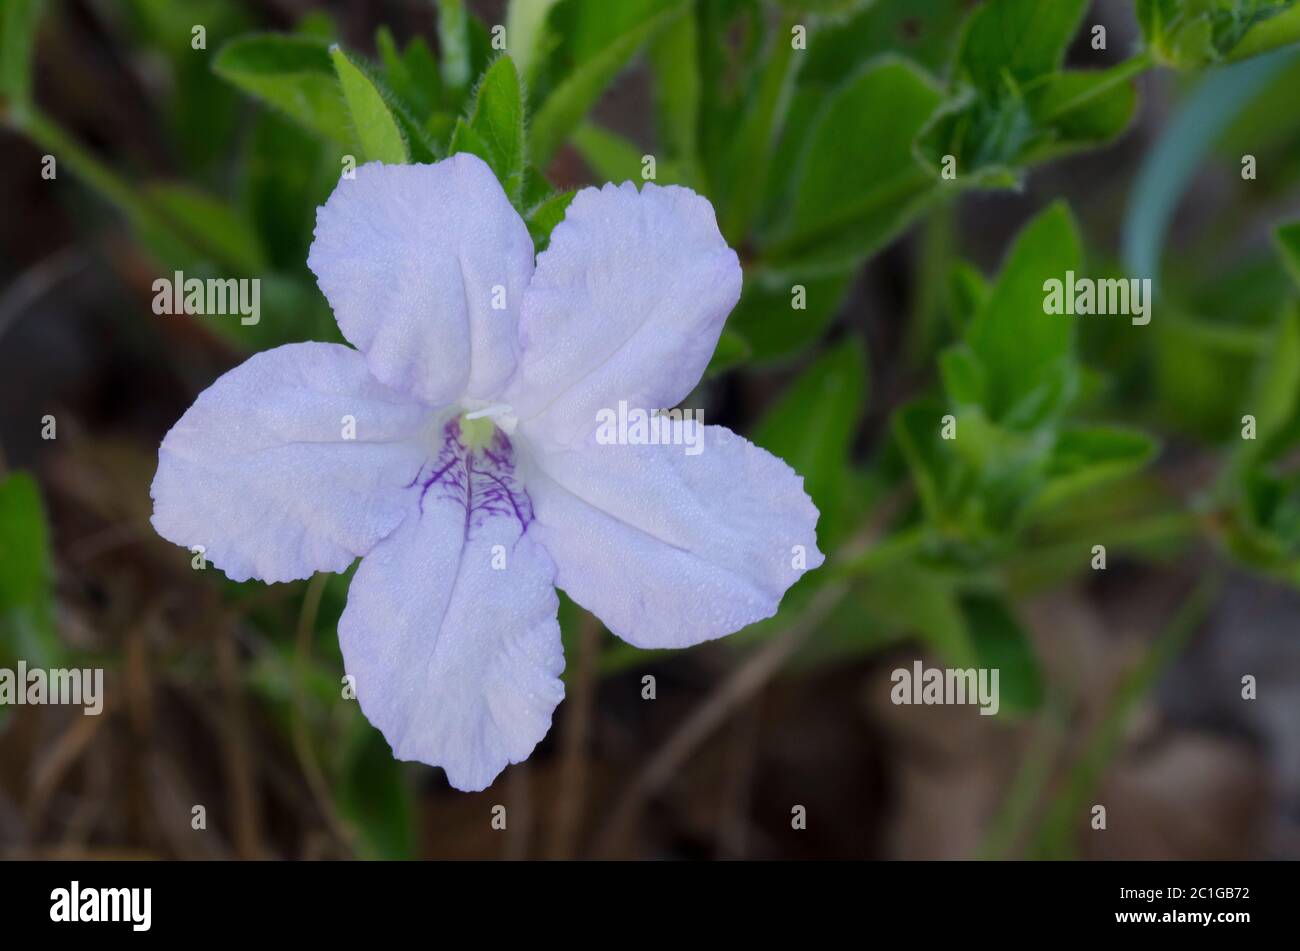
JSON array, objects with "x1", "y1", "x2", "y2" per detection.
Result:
[
  {"x1": 457, "y1": 410, "x2": 496, "y2": 450},
  {"x1": 409, "y1": 417, "x2": 532, "y2": 537}
]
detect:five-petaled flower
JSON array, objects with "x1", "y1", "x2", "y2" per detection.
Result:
[{"x1": 151, "y1": 153, "x2": 825, "y2": 791}]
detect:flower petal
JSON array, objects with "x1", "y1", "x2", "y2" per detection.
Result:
[
  {"x1": 341, "y1": 422, "x2": 564, "y2": 791},
  {"x1": 523, "y1": 424, "x2": 824, "y2": 648},
  {"x1": 505, "y1": 182, "x2": 742, "y2": 448},
  {"x1": 151, "y1": 342, "x2": 429, "y2": 583},
  {"x1": 307, "y1": 154, "x2": 534, "y2": 406}
]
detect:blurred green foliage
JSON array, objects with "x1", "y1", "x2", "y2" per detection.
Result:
[{"x1": 3, "y1": 0, "x2": 1300, "y2": 855}]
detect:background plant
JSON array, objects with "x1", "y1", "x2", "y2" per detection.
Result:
[{"x1": 2, "y1": 0, "x2": 1299, "y2": 859}]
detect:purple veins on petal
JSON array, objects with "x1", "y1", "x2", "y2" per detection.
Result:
[{"x1": 415, "y1": 419, "x2": 533, "y2": 536}]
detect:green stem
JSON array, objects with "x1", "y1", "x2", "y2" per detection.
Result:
[
  {"x1": 14, "y1": 108, "x2": 248, "y2": 273},
  {"x1": 1038, "y1": 50, "x2": 1154, "y2": 123},
  {"x1": 1030, "y1": 576, "x2": 1220, "y2": 859},
  {"x1": 18, "y1": 109, "x2": 159, "y2": 233}
]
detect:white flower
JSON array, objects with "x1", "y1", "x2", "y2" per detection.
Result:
[{"x1": 151, "y1": 154, "x2": 824, "y2": 791}]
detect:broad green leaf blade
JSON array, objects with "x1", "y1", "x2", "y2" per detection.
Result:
[
  {"x1": 965, "y1": 202, "x2": 1082, "y2": 420},
  {"x1": 0, "y1": 472, "x2": 60, "y2": 668},
  {"x1": 213, "y1": 34, "x2": 352, "y2": 145},
  {"x1": 528, "y1": 0, "x2": 685, "y2": 166},
  {"x1": 767, "y1": 57, "x2": 943, "y2": 267},
  {"x1": 1031, "y1": 426, "x2": 1159, "y2": 515},
  {"x1": 437, "y1": 0, "x2": 475, "y2": 98},
  {"x1": 331, "y1": 46, "x2": 408, "y2": 164},
  {"x1": 448, "y1": 116, "x2": 490, "y2": 164},
  {"x1": 959, "y1": 0, "x2": 1087, "y2": 91},
  {"x1": 728, "y1": 266, "x2": 853, "y2": 363},
  {"x1": 649, "y1": 6, "x2": 702, "y2": 183},
  {"x1": 1230, "y1": 3, "x2": 1300, "y2": 61},
  {"x1": 0, "y1": 0, "x2": 42, "y2": 116},
  {"x1": 1276, "y1": 220, "x2": 1300, "y2": 285},
  {"x1": 242, "y1": 110, "x2": 336, "y2": 270},
  {"x1": 466, "y1": 56, "x2": 526, "y2": 201},
  {"x1": 146, "y1": 183, "x2": 267, "y2": 273},
  {"x1": 376, "y1": 27, "x2": 441, "y2": 120},
  {"x1": 939, "y1": 344, "x2": 989, "y2": 409},
  {"x1": 803, "y1": 0, "x2": 969, "y2": 78},
  {"x1": 874, "y1": 567, "x2": 977, "y2": 667},
  {"x1": 506, "y1": 0, "x2": 562, "y2": 79},
  {"x1": 716, "y1": 11, "x2": 799, "y2": 242},
  {"x1": 916, "y1": 0, "x2": 1133, "y2": 186},
  {"x1": 752, "y1": 340, "x2": 868, "y2": 550},
  {"x1": 570, "y1": 122, "x2": 645, "y2": 181},
  {"x1": 961, "y1": 593, "x2": 1043, "y2": 715},
  {"x1": 336, "y1": 720, "x2": 415, "y2": 860},
  {"x1": 703, "y1": 328, "x2": 751, "y2": 377},
  {"x1": 1139, "y1": 0, "x2": 1300, "y2": 68},
  {"x1": 1027, "y1": 67, "x2": 1139, "y2": 151}
]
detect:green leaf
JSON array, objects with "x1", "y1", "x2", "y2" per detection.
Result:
[
  {"x1": 529, "y1": 0, "x2": 685, "y2": 166},
  {"x1": 948, "y1": 260, "x2": 988, "y2": 334},
  {"x1": 448, "y1": 116, "x2": 490, "y2": 163},
  {"x1": 716, "y1": 11, "x2": 800, "y2": 242},
  {"x1": 335, "y1": 721, "x2": 415, "y2": 859},
  {"x1": 1031, "y1": 426, "x2": 1159, "y2": 515},
  {"x1": 753, "y1": 341, "x2": 868, "y2": 550},
  {"x1": 331, "y1": 45, "x2": 408, "y2": 164},
  {"x1": 916, "y1": 0, "x2": 1138, "y2": 185},
  {"x1": 803, "y1": 0, "x2": 970, "y2": 79},
  {"x1": 1021, "y1": 66, "x2": 1141, "y2": 161},
  {"x1": 463, "y1": 56, "x2": 526, "y2": 201},
  {"x1": 437, "y1": 0, "x2": 480, "y2": 100},
  {"x1": 870, "y1": 565, "x2": 977, "y2": 667},
  {"x1": 964, "y1": 202, "x2": 1082, "y2": 420},
  {"x1": 728, "y1": 266, "x2": 853, "y2": 363},
  {"x1": 704, "y1": 328, "x2": 751, "y2": 377},
  {"x1": 1229, "y1": 2, "x2": 1300, "y2": 61},
  {"x1": 961, "y1": 593, "x2": 1043, "y2": 715},
  {"x1": 213, "y1": 34, "x2": 352, "y2": 145},
  {"x1": 918, "y1": 66, "x2": 1138, "y2": 187},
  {"x1": 506, "y1": 0, "x2": 563, "y2": 79},
  {"x1": 145, "y1": 183, "x2": 266, "y2": 274},
  {"x1": 435, "y1": 0, "x2": 470, "y2": 89},
  {"x1": 959, "y1": 0, "x2": 1087, "y2": 91},
  {"x1": 524, "y1": 188, "x2": 574, "y2": 251},
  {"x1": 376, "y1": 27, "x2": 441, "y2": 120},
  {"x1": 766, "y1": 57, "x2": 943, "y2": 267},
  {"x1": 649, "y1": 7, "x2": 702, "y2": 183},
  {"x1": 242, "y1": 110, "x2": 336, "y2": 270},
  {"x1": 1138, "y1": 0, "x2": 1300, "y2": 68},
  {"x1": 1237, "y1": 304, "x2": 1300, "y2": 466},
  {"x1": 1276, "y1": 220, "x2": 1300, "y2": 285},
  {"x1": 0, "y1": 0, "x2": 42, "y2": 117},
  {"x1": 0, "y1": 472, "x2": 60, "y2": 668},
  {"x1": 893, "y1": 397, "x2": 954, "y2": 523},
  {"x1": 570, "y1": 122, "x2": 645, "y2": 181},
  {"x1": 939, "y1": 344, "x2": 989, "y2": 408}
]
